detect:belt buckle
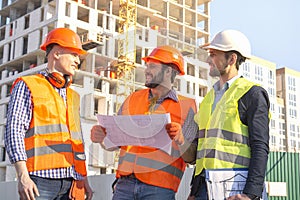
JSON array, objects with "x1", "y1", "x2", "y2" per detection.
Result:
[
  {"x1": 122, "y1": 173, "x2": 135, "y2": 179},
  {"x1": 128, "y1": 173, "x2": 135, "y2": 178}
]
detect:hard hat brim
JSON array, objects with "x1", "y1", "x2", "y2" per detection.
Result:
[
  {"x1": 40, "y1": 44, "x2": 87, "y2": 55},
  {"x1": 66, "y1": 47, "x2": 87, "y2": 55},
  {"x1": 201, "y1": 43, "x2": 252, "y2": 59},
  {"x1": 142, "y1": 56, "x2": 185, "y2": 75}
]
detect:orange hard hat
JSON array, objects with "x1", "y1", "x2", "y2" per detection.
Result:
[
  {"x1": 40, "y1": 28, "x2": 86, "y2": 55},
  {"x1": 142, "y1": 45, "x2": 185, "y2": 75}
]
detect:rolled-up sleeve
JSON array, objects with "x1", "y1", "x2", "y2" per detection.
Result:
[{"x1": 179, "y1": 106, "x2": 199, "y2": 163}]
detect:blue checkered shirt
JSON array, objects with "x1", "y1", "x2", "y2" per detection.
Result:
[{"x1": 5, "y1": 72, "x2": 83, "y2": 180}]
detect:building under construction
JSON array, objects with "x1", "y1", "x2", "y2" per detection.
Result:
[
  {"x1": 0, "y1": 0, "x2": 300, "y2": 199},
  {"x1": 0, "y1": 0, "x2": 213, "y2": 181}
]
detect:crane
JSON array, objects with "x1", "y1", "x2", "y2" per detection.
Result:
[
  {"x1": 108, "y1": 0, "x2": 137, "y2": 165},
  {"x1": 79, "y1": 0, "x2": 137, "y2": 113},
  {"x1": 77, "y1": 0, "x2": 138, "y2": 171},
  {"x1": 114, "y1": 0, "x2": 137, "y2": 112}
]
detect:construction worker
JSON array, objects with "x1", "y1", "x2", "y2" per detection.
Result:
[
  {"x1": 91, "y1": 45, "x2": 199, "y2": 200},
  {"x1": 4, "y1": 28, "x2": 93, "y2": 200},
  {"x1": 186, "y1": 29, "x2": 270, "y2": 200}
]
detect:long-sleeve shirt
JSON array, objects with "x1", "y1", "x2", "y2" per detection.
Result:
[
  {"x1": 189, "y1": 76, "x2": 270, "y2": 198},
  {"x1": 149, "y1": 89, "x2": 199, "y2": 143},
  {"x1": 118, "y1": 88, "x2": 199, "y2": 144},
  {"x1": 5, "y1": 72, "x2": 83, "y2": 180}
]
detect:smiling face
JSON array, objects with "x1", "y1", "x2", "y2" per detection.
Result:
[
  {"x1": 144, "y1": 58, "x2": 168, "y2": 88},
  {"x1": 50, "y1": 45, "x2": 81, "y2": 76}
]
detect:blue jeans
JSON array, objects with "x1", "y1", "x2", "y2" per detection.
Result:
[
  {"x1": 191, "y1": 174, "x2": 208, "y2": 200},
  {"x1": 30, "y1": 175, "x2": 73, "y2": 200},
  {"x1": 112, "y1": 176, "x2": 175, "y2": 200},
  {"x1": 194, "y1": 183, "x2": 208, "y2": 200}
]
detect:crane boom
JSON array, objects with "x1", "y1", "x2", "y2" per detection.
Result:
[{"x1": 115, "y1": 0, "x2": 137, "y2": 113}]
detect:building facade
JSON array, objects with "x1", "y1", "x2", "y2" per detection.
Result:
[
  {"x1": 0, "y1": 1, "x2": 299, "y2": 199},
  {"x1": 0, "y1": 0, "x2": 212, "y2": 181},
  {"x1": 275, "y1": 68, "x2": 300, "y2": 152}
]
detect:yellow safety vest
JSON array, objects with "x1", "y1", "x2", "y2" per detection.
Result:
[
  {"x1": 194, "y1": 78, "x2": 256, "y2": 176},
  {"x1": 13, "y1": 74, "x2": 87, "y2": 176},
  {"x1": 117, "y1": 89, "x2": 196, "y2": 192}
]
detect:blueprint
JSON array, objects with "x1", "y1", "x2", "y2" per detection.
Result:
[
  {"x1": 97, "y1": 113, "x2": 172, "y2": 154},
  {"x1": 205, "y1": 169, "x2": 267, "y2": 200}
]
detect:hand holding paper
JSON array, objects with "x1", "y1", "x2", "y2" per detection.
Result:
[
  {"x1": 165, "y1": 122, "x2": 184, "y2": 145},
  {"x1": 90, "y1": 125, "x2": 106, "y2": 144},
  {"x1": 96, "y1": 113, "x2": 173, "y2": 154}
]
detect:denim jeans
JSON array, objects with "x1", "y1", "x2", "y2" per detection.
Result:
[
  {"x1": 112, "y1": 176, "x2": 175, "y2": 200},
  {"x1": 194, "y1": 184, "x2": 208, "y2": 200},
  {"x1": 192, "y1": 174, "x2": 208, "y2": 200},
  {"x1": 30, "y1": 175, "x2": 73, "y2": 200}
]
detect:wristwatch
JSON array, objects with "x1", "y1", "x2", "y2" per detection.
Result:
[{"x1": 244, "y1": 193, "x2": 260, "y2": 200}]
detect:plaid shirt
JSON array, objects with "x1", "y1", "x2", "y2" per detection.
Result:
[
  {"x1": 118, "y1": 89, "x2": 198, "y2": 143},
  {"x1": 5, "y1": 72, "x2": 83, "y2": 180}
]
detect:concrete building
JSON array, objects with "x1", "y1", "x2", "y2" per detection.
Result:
[
  {"x1": 0, "y1": 0, "x2": 212, "y2": 182},
  {"x1": 239, "y1": 56, "x2": 279, "y2": 150},
  {"x1": 275, "y1": 67, "x2": 300, "y2": 152},
  {"x1": 0, "y1": 0, "x2": 299, "y2": 199}
]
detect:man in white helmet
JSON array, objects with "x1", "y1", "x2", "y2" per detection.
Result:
[{"x1": 185, "y1": 30, "x2": 270, "y2": 200}]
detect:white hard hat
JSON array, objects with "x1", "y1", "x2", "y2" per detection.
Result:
[{"x1": 203, "y1": 29, "x2": 251, "y2": 59}]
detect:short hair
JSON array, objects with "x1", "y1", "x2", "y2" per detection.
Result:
[
  {"x1": 224, "y1": 50, "x2": 246, "y2": 70},
  {"x1": 162, "y1": 63, "x2": 179, "y2": 83},
  {"x1": 45, "y1": 43, "x2": 58, "y2": 57}
]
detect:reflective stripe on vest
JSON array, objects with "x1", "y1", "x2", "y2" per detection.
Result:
[
  {"x1": 117, "y1": 89, "x2": 196, "y2": 192},
  {"x1": 26, "y1": 124, "x2": 82, "y2": 141},
  {"x1": 15, "y1": 75, "x2": 87, "y2": 176},
  {"x1": 194, "y1": 78, "x2": 256, "y2": 176},
  {"x1": 198, "y1": 129, "x2": 249, "y2": 145},
  {"x1": 26, "y1": 143, "x2": 72, "y2": 158},
  {"x1": 118, "y1": 152, "x2": 184, "y2": 179}
]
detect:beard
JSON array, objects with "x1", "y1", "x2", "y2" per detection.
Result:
[
  {"x1": 145, "y1": 69, "x2": 165, "y2": 88},
  {"x1": 209, "y1": 64, "x2": 228, "y2": 77}
]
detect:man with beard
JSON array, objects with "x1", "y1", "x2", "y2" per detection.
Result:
[
  {"x1": 91, "y1": 45, "x2": 198, "y2": 200},
  {"x1": 187, "y1": 30, "x2": 270, "y2": 200}
]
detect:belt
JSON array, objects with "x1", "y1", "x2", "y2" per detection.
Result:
[{"x1": 120, "y1": 173, "x2": 136, "y2": 179}]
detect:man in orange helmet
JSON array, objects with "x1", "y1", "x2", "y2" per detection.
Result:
[
  {"x1": 5, "y1": 27, "x2": 93, "y2": 200},
  {"x1": 91, "y1": 45, "x2": 199, "y2": 199}
]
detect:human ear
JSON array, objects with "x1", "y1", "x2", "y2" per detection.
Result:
[
  {"x1": 166, "y1": 66, "x2": 172, "y2": 74},
  {"x1": 229, "y1": 53, "x2": 237, "y2": 65},
  {"x1": 53, "y1": 51, "x2": 60, "y2": 59}
]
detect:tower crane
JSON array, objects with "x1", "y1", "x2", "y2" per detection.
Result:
[
  {"x1": 79, "y1": 0, "x2": 137, "y2": 113},
  {"x1": 77, "y1": 0, "x2": 138, "y2": 170},
  {"x1": 114, "y1": 0, "x2": 137, "y2": 112},
  {"x1": 109, "y1": 0, "x2": 137, "y2": 165}
]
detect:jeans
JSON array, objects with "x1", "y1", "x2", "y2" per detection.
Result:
[
  {"x1": 191, "y1": 174, "x2": 208, "y2": 200},
  {"x1": 112, "y1": 176, "x2": 175, "y2": 200},
  {"x1": 30, "y1": 175, "x2": 73, "y2": 200},
  {"x1": 193, "y1": 182, "x2": 208, "y2": 200}
]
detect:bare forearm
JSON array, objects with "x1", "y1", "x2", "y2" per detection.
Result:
[{"x1": 14, "y1": 161, "x2": 29, "y2": 179}]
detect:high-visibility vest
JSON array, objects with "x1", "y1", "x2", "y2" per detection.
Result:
[
  {"x1": 117, "y1": 89, "x2": 196, "y2": 192},
  {"x1": 194, "y1": 78, "x2": 256, "y2": 176},
  {"x1": 13, "y1": 74, "x2": 87, "y2": 176}
]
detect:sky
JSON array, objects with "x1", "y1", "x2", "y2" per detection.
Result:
[{"x1": 209, "y1": 0, "x2": 300, "y2": 72}]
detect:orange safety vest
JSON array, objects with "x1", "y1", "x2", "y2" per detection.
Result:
[
  {"x1": 117, "y1": 89, "x2": 196, "y2": 192},
  {"x1": 13, "y1": 74, "x2": 87, "y2": 176}
]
